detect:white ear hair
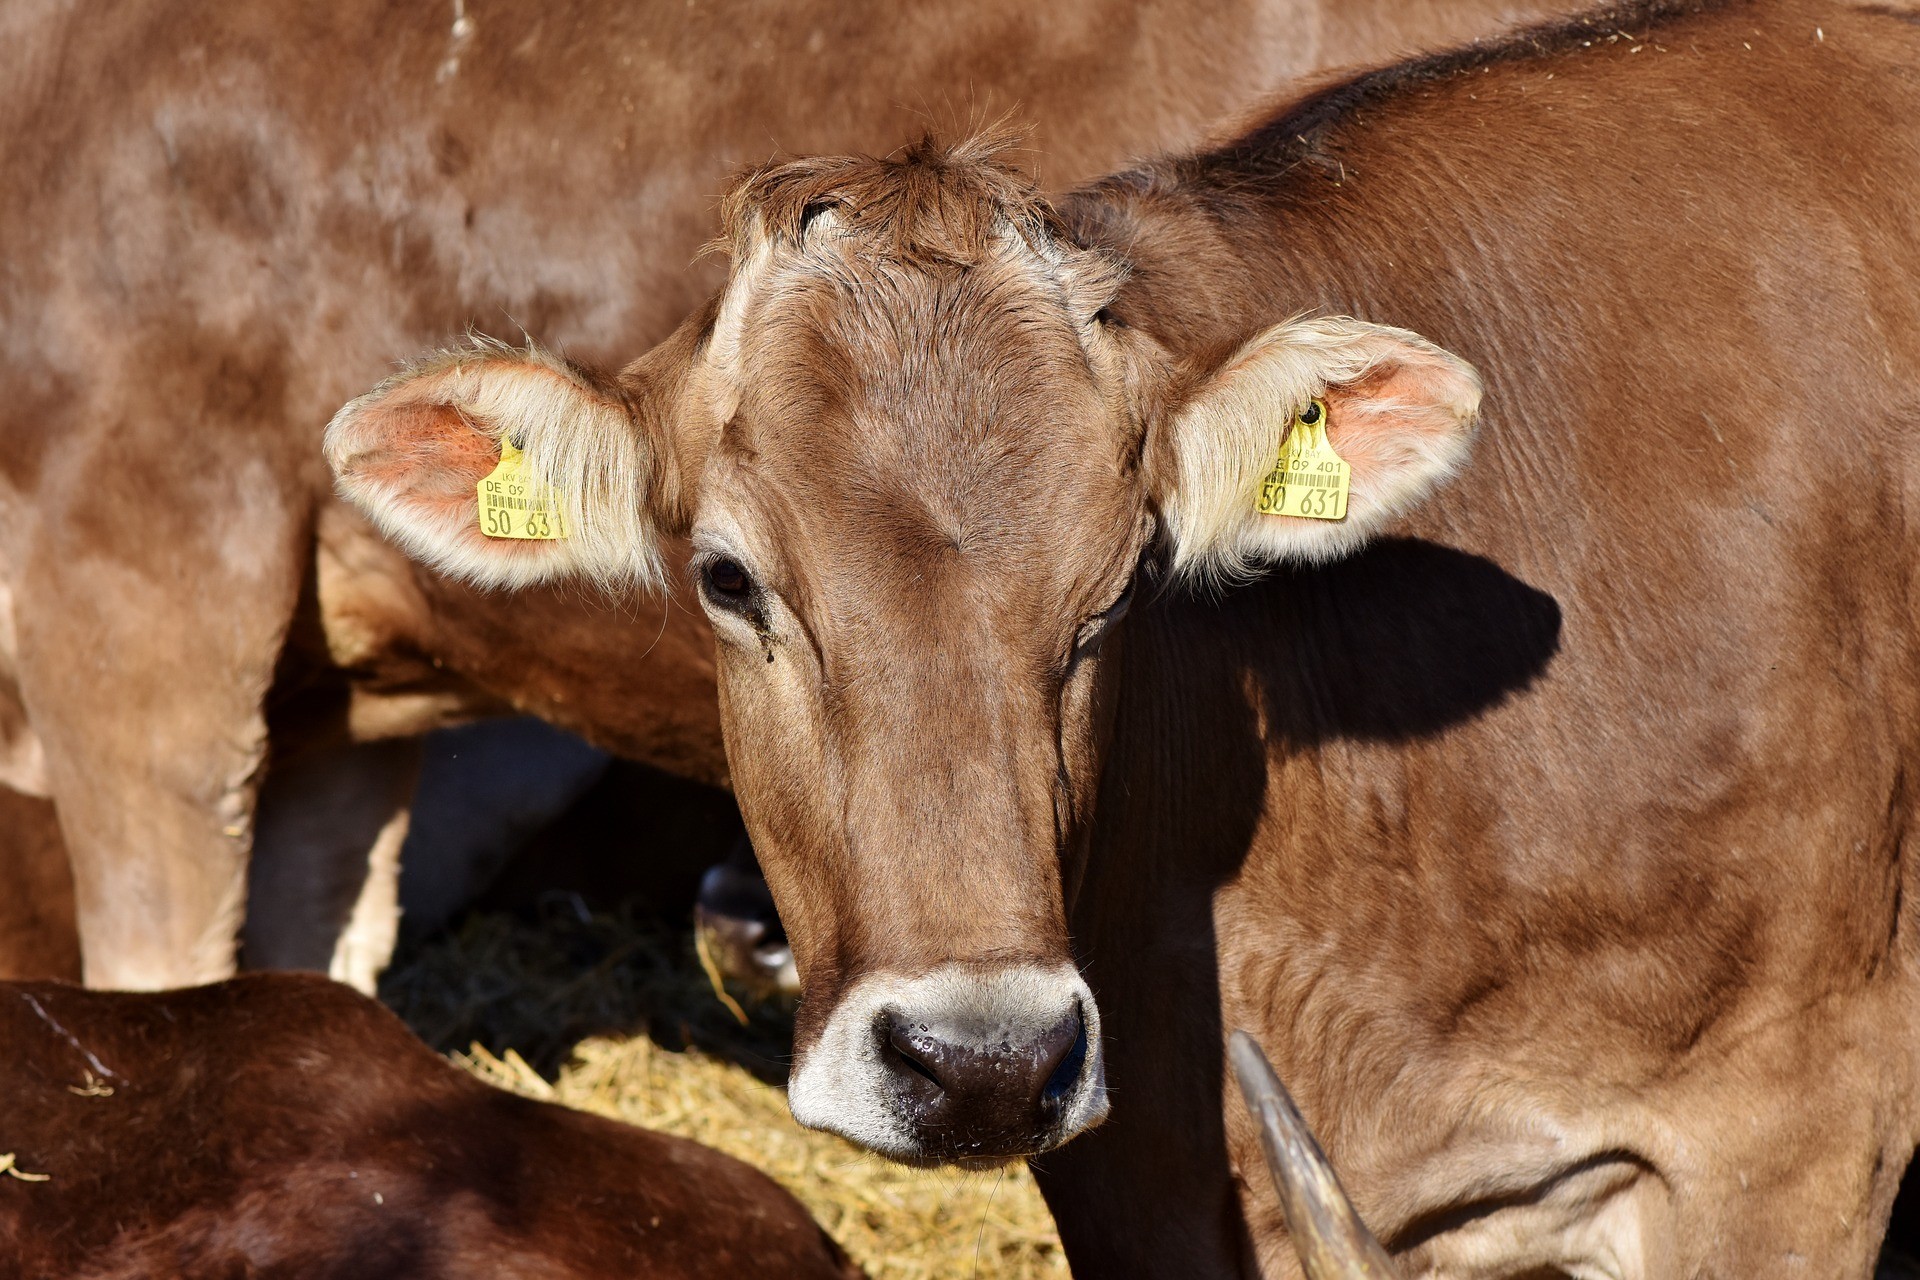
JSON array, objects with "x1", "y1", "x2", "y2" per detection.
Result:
[
  {"x1": 1159, "y1": 316, "x2": 1481, "y2": 582},
  {"x1": 326, "y1": 339, "x2": 664, "y2": 592}
]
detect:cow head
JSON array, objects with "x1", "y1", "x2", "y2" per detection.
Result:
[{"x1": 326, "y1": 134, "x2": 1479, "y2": 1165}]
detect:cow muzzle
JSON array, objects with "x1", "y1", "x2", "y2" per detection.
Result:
[{"x1": 787, "y1": 963, "x2": 1108, "y2": 1164}]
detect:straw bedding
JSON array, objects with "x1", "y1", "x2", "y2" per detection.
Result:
[{"x1": 380, "y1": 900, "x2": 1068, "y2": 1279}]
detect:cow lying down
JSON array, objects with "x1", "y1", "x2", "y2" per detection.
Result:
[{"x1": 0, "y1": 974, "x2": 859, "y2": 1280}]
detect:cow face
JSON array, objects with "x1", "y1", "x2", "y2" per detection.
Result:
[
  {"x1": 677, "y1": 167, "x2": 1150, "y2": 1166},
  {"x1": 326, "y1": 137, "x2": 1478, "y2": 1165}
]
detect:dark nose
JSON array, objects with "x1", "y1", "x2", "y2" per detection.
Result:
[
  {"x1": 694, "y1": 856, "x2": 798, "y2": 1003},
  {"x1": 879, "y1": 1002, "x2": 1090, "y2": 1161}
]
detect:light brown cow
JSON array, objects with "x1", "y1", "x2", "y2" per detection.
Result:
[
  {"x1": 332, "y1": 0, "x2": 1920, "y2": 1272},
  {"x1": 0, "y1": 0, "x2": 1546, "y2": 993},
  {"x1": 0, "y1": 973, "x2": 860, "y2": 1279}
]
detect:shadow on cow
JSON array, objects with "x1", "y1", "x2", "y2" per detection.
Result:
[{"x1": 1041, "y1": 538, "x2": 1562, "y2": 1261}]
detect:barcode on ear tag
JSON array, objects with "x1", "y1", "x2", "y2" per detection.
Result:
[
  {"x1": 476, "y1": 439, "x2": 568, "y2": 540},
  {"x1": 1255, "y1": 399, "x2": 1350, "y2": 521}
]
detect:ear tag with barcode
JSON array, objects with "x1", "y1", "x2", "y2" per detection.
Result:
[
  {"x1": 476, "y1": 438, "x2": 567, "y2": 540},
  {"x1": 1254, "y1": 398, "x2": 1350, "y2": 521}
]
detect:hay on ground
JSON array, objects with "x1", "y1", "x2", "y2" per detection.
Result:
[
  {"x1": 460, "y1": 1039, "x2": 1067, "y2": 1280},
  {"x1": 383, "y1": 901, "x2": 1068, "y2": 1278}
]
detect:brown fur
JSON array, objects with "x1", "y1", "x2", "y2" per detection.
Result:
[
  {"x1": 0, "y1": 787, "x2": 79, "y2": 983},
  {"x1": 1043, "y1": 4, "x2": 1920, "y2": 1271},
  {"x1": 341, "y1": 0, "x2": 1920, "y2": 1272},
  {"x1": 0, "y1": 974, "x2": 859, "y2": 1279},
  {"x1": 0, "y1": 0, "x2": 1543, "y2": 989}
]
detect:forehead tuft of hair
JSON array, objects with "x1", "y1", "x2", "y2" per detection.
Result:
[{"x1": 720, "y1": 125, "x2": 1068, "y2": 270}]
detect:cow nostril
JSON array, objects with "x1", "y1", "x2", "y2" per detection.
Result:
[
  {"x1": 884, "y1": 1020, "x2": 945, "y2": 1090},
  {"x1": 1040, "y1": 1018, "x2": 1089, "y2": 1109}
]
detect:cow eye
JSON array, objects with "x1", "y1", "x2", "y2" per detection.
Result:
[
  {"x1": 701, "y1": 557, "x2": 754, "y2": 604},
  {"x1": 1073, "y1": 578, "x2": 1135, "y2": 658}
]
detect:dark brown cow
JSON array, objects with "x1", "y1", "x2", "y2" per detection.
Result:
[
  {"x1": 0, "y1": 973, "x2": 859, "y2": 1279},
  {"x1": 0, "y1": 0, "x2": 1546, "y2": 994},
  {"x1": 332, "y1": 0, "x2": 1920, "y2": 1272}
]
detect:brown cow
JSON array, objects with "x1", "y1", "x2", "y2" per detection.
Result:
[
  {"x1": 0, "y1": 973, "x2": 858, "y2": 1279},
  {"x1": 0, "y1": 787, "x2": 80, "y2": 983},
  {"x1": 0, "y1": 0, "x2": 1547, "y2": 994},
  {"x1": 331, "y1": 0, "x2": 1920, "y2": 1272},
  {"x1": 1229, "y1": 1031, "x2": 1920, "y2": 1279}
]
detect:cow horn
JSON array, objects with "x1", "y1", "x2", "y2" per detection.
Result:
[{"x1": 1228, "y1": 1030, "x2": 1403, "y2": 1280}]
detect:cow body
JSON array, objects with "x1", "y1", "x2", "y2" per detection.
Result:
[
  {"x1": 0, "y1": 0, "x2": 1544, "y2": 991},
  {"x1": 1043, "y1": 4, "x2": 1920, "y2": 1272},
  {"x1": 0, "y1": 973, "x2": 859, "y2": 1279},
  {"x1": 329, "y1": 0, "x2": 1920, "y2": 1273}
]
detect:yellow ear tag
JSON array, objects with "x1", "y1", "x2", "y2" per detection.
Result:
[
  {"x1": 1255, "y1": 398, "x2": 1349, "y2": 521},
  {"x1": 476, "y1": 438, "x2": 567, "y2": 540}
]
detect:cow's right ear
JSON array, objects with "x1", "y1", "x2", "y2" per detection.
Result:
[{"x1": 325, "y1": 340, "x2": 677, "y2": 592}]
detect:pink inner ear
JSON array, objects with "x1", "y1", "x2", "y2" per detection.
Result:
[
  {"x1": 353, "y1": 399, "x2": 499, "y2": 502},
  {"x1": 1321, "y1": 354, "x2": 1472, "y2": 487}
]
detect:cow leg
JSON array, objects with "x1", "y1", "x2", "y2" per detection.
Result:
[
  {"x1": 242, "y1": 736, "x2": 424, "y2": 993},
  {"x1": 20, "y1": 675, "x2": 272, "y2": 991},
  {"x1": 330, "y1": 790, "x2": 410, "y2": 992},
  {"x1": 11, "y1": 435, "x2": 306, "y2": 990},
  {"x1": 17, "y1": 618, "x2": 284, "y2": 990},
  {"x1": 0, "y1": 614, "x2": 78, "y2": 982},
  {"x1": 0, "y1": 784, "x2": 81, "y2": 983}
]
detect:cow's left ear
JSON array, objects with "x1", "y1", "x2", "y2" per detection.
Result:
[{"x1": 1153, "y1": 316, "x2": 1481, "y2": 579}]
